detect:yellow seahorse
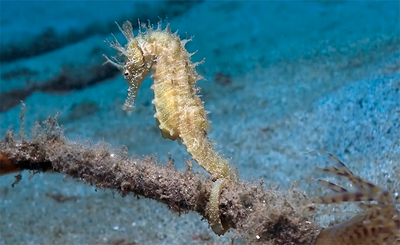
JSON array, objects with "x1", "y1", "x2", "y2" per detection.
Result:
[{"x1": 103, "y1": 21, "x2": 237, "y2": 181}]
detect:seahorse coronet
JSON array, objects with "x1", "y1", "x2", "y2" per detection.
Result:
[{"x1": 104, "y1": 20, "x2": 237, "y2": 181}]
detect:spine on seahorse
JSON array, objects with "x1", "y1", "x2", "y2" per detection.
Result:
[{"x1": 104, "y1": 21, "x2": 236, "y2": 180}]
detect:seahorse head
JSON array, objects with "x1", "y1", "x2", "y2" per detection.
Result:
[
  {"x1": 104, "y1": 21, "x2": 152, "y2": 111},
  {"x1": 122, "y1": 38, "x2": 151, "y2": 111}
]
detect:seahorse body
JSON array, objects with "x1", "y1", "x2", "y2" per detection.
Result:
[{"x1": 104, "y1": 21, "x2": 236, "y2": 180}]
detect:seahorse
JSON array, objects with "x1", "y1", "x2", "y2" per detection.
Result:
[{"x1": 103, "y1": 21, "x2": 237, "y2": 181}]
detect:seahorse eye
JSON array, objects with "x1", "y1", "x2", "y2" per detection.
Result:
[{"x1": 124, "y1": 69, "x2": 130, "y2": 78}]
